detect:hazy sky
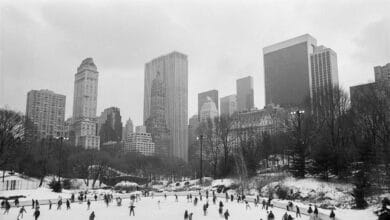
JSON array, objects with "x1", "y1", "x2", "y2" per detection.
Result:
[{"x1": 1, "y1": 0, "x2": 389, "y2": 126}]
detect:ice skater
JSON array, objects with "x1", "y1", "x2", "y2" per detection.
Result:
[
  {"x1": 32, "y1": 199, "x2": 35, "y2": 209},
  {"x1": 3, "y1": 200, "x2": 10, "y2": 214},
  {"x1": 184, "y1": 210, "x2": 189, "y2": 220},
  {"x1": 14, "y1": 198, "x2": 19, "y2": 207},
  {"x1": 94, "y1": 194, "x2": 97, "y2": 201},
  {"x1": 89, "y1": 211, "x2": 95, "y2": 220},
  {"x1": 66, "y1": 199, "x2": 71, "y2": 210},
  {"x1": 49, "y1": 200, "x2": 52, "y2": 210},
  {"x1": 267, "y1": 210, "x2": 275, "y2": 220},
  {"x1": 245, "y1": 200, "x2": 251, "y2": 210},
  {"x1": 57, "y1": 199, "x2": 62, "y2": 210},
  {"x1": 33, "y1": 208, "x2": 40, "y2": 220},
  {"x1": 129, "y1": 200, "x2": 135, "y2": 216},
  {"x1": 330, "y1": 209, "x2": 336, "y2": 220},
  {"x1": 87, "y1": 199, "x2": 91, "y2": 210},
  {"x1": 189, "y1": 212, "x2": 193, "y2": 220},
  {"x1": 203, "y1": 203, "x2": 208, "y2": 216},
  {"x1": 224, "y1": 209, "x2": 230, "y2": 220},
  {"x1": 314, "y1": 205, "x2": 319, "y2": 218},
  {"x1": 17, "y1": 206, "x2": 27, "y2": 219},
  {"x1": 296, "y1": 205, "x2": 301, "y2": 218},
  {"x1": 175, "y1": 194, "x2": 178, "y2": 202}
]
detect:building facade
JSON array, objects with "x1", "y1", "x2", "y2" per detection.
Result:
[
  {"x1": 199, "y1": 97, "x2": 219, "y2": 122},
  {"x1": 263, "y1": 34, "x2": 317, "y2": 107},
  {"x1": 143, "y1": 51, "x2": 188, "y2": 162},
  {"x1": 374, "y1": 63, "x2": 390, "y2": 81},
  {"x1": 123, "y1": 118, "x2": 134, "y2": 142},
  {"x1": 198, "y1": 90, "x2": 218, "y2": 120},
  {"x1": 310, "y1": 46, "x2": 339, "y2": 112},
  {"x1": 145, "y1": 72, "x2": 171, "y2": 157},
  {"x1": 236, "y1": 76, "x2": 254, "y2": 112},
  {"x1": 26, "y1": 89, "x2": 66, "y2": 139},
  {"x1": 71, "y1": 58, "x2": 100, "y2": 149},
  {"x1": 123, "y1": 125, "x2": 155, "y2": 156},
  {"x1": 98, "y1": 107, "x2": 123, "y2": 144},
  {"x1": 220, "y1": 94, "x2": 237, "y2": 116}
]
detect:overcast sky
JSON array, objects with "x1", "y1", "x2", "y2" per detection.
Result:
[{"x1": 1, "y1": 0, "x2": 389, "y2": 126}]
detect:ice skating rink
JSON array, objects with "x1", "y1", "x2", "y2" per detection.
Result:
[{"x1": 2, "y1": 196, "x2": 310, "y2": 220}]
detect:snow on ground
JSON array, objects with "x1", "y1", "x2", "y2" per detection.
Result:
[{"x1": 1, "y1": 195, "x2": 310, "y2": 220}]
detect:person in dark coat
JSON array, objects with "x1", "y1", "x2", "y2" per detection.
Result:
[
  {"x1": 32, "y1": 199, "x2": 35, "y2": 209},
  {"x1": 89, "y1": 211, "x2": 95, "y2": 220},
  {"x1": 66, "y1": 199, "x2": 71, "y2": 210},
  {"x1": 35, "y1": 200, "x2": 39, "y2": 209},
  {"x1": 224, "y1": 209, "x2": 230, "y2": 220},
  {"x1": 3, "y1": 200, "x2": 10, "y2": 214},
  {"x1": 314, "y1": 205, "x2": 319, "y2": 218},
  {"x1": 87, "y1": 199, "x2": 91, "y2": 210},
  {"x1": 15, "y1": 198, "x2": 19, "y2": 207},
  {"x1": 94, "y1": 194, "x2": 97, "y2": 201},
  {"x1": 330, "y1": 209, "x2": 336, "y2": 220},
  {"x1": 17, "y1": 206, "x2": 27, "y2": 219},
  {"x1": 57, "y1": 199, "x2": 62, "y2": 210},
  {"x1": 267, "y1": 210, "x2": 275, "y2": 220},
  {"x1": 49, "y1": 200, "x2": 52, "y2": 210},
  {"x1": 296, "y1": 205, "x2": 301, "y2": 218},
  {"x1": 33, "y1": 208, "x2": 40, "y2": 220},
  {"x1": 184, "y1": 210, "x2": 189, "y2": 220},
  {"x1": 308, "y1": 204, "x2": 313, "y2": 215},
  {"x1": 203, "y1": 204, "x2": 207, "y2": 216}
]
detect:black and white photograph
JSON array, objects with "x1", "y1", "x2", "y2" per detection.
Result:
[{"x1": 1, "y1": 0, "x2": 390, "y2": 219}]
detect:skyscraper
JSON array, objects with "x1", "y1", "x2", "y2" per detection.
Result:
[
  {"x1": 199, "y1": 97, "x2": 218, "y2": 122},
  {"x1": 236, "y1": 76, "x2": 254, "y2": 112},
  {"x1": 263, "y1": 34, "x2": 317, "y2": 107},
  {"x1": 71, "y1": 58, "x2": 100, "y2": 149},
  {"x1": 310, "y1": 46, "x2": 339, "y2": 110},
  {"x1": 145, "y1": 72, "x2": 171, "y2": 157},
  {"x1": 26, "y1": 89, "x2": 66, "y2": 139},
  {"x1": 220, "y1": 94, "x2": 237, "y2": 116},
  {"x1": 123, "y1": 118, "x2": 134, "y2": 141},
  {"x1": 98, "y1": 107, "x2": 123, "y2": 144},
  {"x1": 374, "y1": 63, "x2": 390, "y2": 81},
  {"x1": 198, "y1": 90, "x2": 218, "y2": 120},
  {"x1": 144, "y1": 51, "x2": 188, "y2": 162}
]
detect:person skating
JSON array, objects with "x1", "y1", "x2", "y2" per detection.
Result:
[
  {"x1": 267, "y1": 210, "x2": 275, "y2": 220},
  {"x1": 32, "y1": 199, "x2": 35, "y2": 209},
  {"x1": 206, "y1": 190, "x2": 209, "y2": 199},
  {"x1": 66, "y1": 199, "x2": 71, "y2": 210},
  {"x1": 224, "y1": 209, "x2": 230, "y2": 220},
  {"x1": 35, "y1": 200, "x2": 39, "y2": 209},
  {"x1": 314, "y1": 205, "x2": 319, "y2": 218},
  {"x1": 307, "y1": 204, "x2": 313, "y2": 215},
  {"x1": 33, "y1": 208, "x2": 40, "y2": 220},
  {"x1": 194, "y1": 197, "x2": 198, "y2": 206},
  {"x1": 3, "y1": 200, "x2": 10, "y2": 214},
  {"x1": 245, "y1": 200, "x2": 251, "y2": 210},
  {"x1": 230, "y1": 194, "x2": 234, "y2": 202},
  {"x1": 262, "y1": 200, "x2": 266, "y2": 209},
  {"x1": 87, "y1": 199, "x2": 91, "y2": 210},
  {"x1": 89, "y1": 211, "x2": 95, "y2": 220},
  {"x1": 49, "y1": 200, "x2": 52, "y2": 210},
  {"x1": 329, "y1": 209, "x2": 336, "y2": 220},
  {"x1": 164, "y1": 194, "x2": 167, "y2": 200},
  {"x1": 184, "y1": 210, "x2": 189, "y2": 220},
  {"x1": 203, "y1": 203, "x2": 207, "y2": 216},
  {"x1": 212, "y1": 196, "x2": 216, "y2": 205},
  {"x1": 15, "y1": 198, "x2": 19, "y2": 207},
  {"x1": 296, "y1": 205, "x2": 301, "y2": 218},
  {"x1": 57, "y1": 199, "x2": 62, "y2": 210},
  {"x1": 282, "y1": 212, "x2": 288, "y2": 220},
  {"x1": 189, "y1": 212, "x2": 193, "y2": 220},
  {"x1": 129, "y1": 200, "x2": 135, "y2": 216},
  {"x1": 175, "y1": 194, "x2": 178, "y2": 202},
  {"x1": 225, "y1": 192, "x2": 229, "y2": 202},
  {"x1": 17, "y1": 206, "x2": 27, "y2": 219},
  {"x1": 94, "y1": 194, "x2": 97, "y2": 201},
  {"x1": 287, "y1": 214, "x2": 293, "y2": 220}
]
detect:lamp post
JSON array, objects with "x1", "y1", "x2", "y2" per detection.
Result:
[
  {"x1": 197, "y1": 134, "x2": 204, "y2": 185},
  {"x1": 290, "y1": 110, "x2": 305, "y2": 177}
]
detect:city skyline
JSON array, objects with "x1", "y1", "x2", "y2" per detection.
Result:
[{"x1": 1, "y1": 0, "x2": 390, "y2": 126}]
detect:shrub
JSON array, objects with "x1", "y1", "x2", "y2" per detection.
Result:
[
  {"x1": 275, "y1": 186, "x2": 288, "y2": 200},
  {"x1": 62, "y1": 179, "x2": 72, "y2": 189},
  {"x1": 49, "y1": 179, "x2": 62, "y2": 193}
]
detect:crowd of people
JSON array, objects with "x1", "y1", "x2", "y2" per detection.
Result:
[{"x1": 1, "y1": 189, "x2": 337, "y2": 220}]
